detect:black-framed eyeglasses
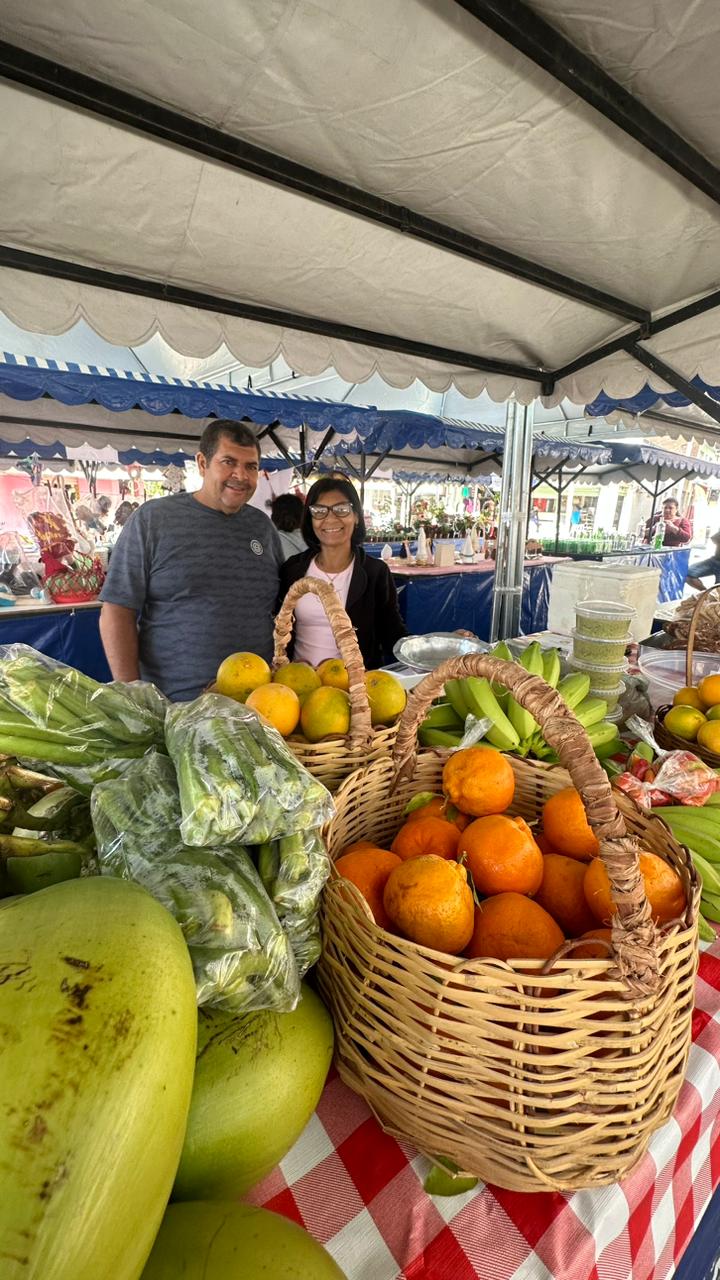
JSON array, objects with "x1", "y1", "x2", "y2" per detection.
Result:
[{"x1": 309, "y1": 502, "x2": 355, "y2": 519}]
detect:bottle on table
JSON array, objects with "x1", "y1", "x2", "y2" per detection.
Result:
[{"x1": 653, "y1": 519, "x2": 666, "y2": 550}]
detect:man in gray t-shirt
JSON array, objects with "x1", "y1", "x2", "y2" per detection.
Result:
[{"x1": 99, "y1": 421, "x2": 282, "y2": 701}]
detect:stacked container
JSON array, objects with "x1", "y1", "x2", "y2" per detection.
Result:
[{"x1": 569, "y1": 600, "x2": 634, "y2": 712}]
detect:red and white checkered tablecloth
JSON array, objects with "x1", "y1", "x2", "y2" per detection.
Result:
[{"x1": 247, "y1": 941, "x2": 720, "y2": 1280}]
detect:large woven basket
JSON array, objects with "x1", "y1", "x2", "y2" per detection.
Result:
[
  {"x1": 655, "y1": 583, "x2": 720, "y2": 765},
  {"x1": 274, "y1": 577, "x2": 400, "y2": 791},
  {"x1": 317, "y1": 653, "x2": 700, "y2": 1192}
]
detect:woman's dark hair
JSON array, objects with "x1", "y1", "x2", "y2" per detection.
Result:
[
  {"x1": 301, "y1": 477, "x2": 366, "y2": 550},
  {"x1": 270, "y1": 493, "x2": 305, "y2": 532},
  {"x1": 114, "y1": 501, "x2": 135, "y2": 527}
]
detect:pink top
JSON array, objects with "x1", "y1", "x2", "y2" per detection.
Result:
[{"x1": 293, "y1": 558, "x2": 354, "y2": 666}]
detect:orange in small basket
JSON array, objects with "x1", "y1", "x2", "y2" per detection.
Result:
[
  {"x1": 457, "y1": 814, "x2": 543, "y2": 897},
  {"x1": 405, "y1": 795, "x2": 470, "y2": 831},
  {"x1": 442, "y1": 746, "x2": 515, "y2": 817},
  {"x1": 542, "y1": 788, "x2": 600, "y2": 861},
  {"x1": 335, "y1": 847, "x2": 402, "y2": 930},
  {"x1": 383, "y1": 855, "x2": 474, "y2": 954},
  {"x1": 534, "y1": 853, "x2": 597, "y2": 938},
  {"x1": 466, "y1": 892, "x2": 564, "y2": 962},
  {"x1": 584, "y1": 851, "x2": 685, "y2": 926},
  {"x1": 391, "y1": 815, "x2": 460, "y2": 861}
]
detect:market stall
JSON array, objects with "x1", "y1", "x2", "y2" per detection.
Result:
[{"x1": 391, "y1": 557, "x2": 560, "y2": 640}]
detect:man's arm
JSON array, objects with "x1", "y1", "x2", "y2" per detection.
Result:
[{"x1": 99, "y1": 603, "x2": 140, "y2": 682}]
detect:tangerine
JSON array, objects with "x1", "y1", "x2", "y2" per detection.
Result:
[
  {"x1": 339, "y1": 839, "x2": 391, "y2": 857},
  {"x1": 569, "y1": 927, "x2": 613, "y2": 959},
  {"x1": 535, "y1": 831, "x2": 564, "y2": 857},
  {"x1": 245, "y1": 683, "x2": 301, "y2": 737},
  {"x1": 316, "y1": 658, "x2": 350, "y2": 691},
  {"x1": 698, "y1": 673, "x2": 720, "y2": 709},
  {"x1": 465, "y1": 892, "x2": 564, "y2": 961},
  {"x1": 272, "y1": 661, "x2": 322, "y2": 704},
  {"x1": 334, "y1": 847, "x2": 402, "y2": 929},
  {"x1": 541, "y1": 788, "x2": 599, "y2": 861},
  {"x1": 364, "y1": 671, "x2": 407, "y2": 726},
  {"x1": 442, "y1": 746, "x2": 515, "y2": 817},
  {"x1": 534, "y1": 853, "x2": 597, "y2": 937},
  {"x1": 391, "y1": 816, "x2": 460, "y2": 861},
  {"x1": 697, "y1": 720, "x2": 720, "y2": 754},
  {"x1": 215, "y1": 651, "x2": 271, "y2": 702},
  {"x1": 300, "y1": 686, "x2": 351, "y2": 742},
  {"x1": 457, "y1": 814, "x2": 543, "y2": 897},
  {"x1": 662, "y1": 705, "x2": 706, "y2": 741},
  {"x1": 405, "y1": 795, "x2": 471, "y2": 830},
  {"x1": 383, "y1": 855, "x2": 475, "y2": 954},
  {"x1": 672, "y1": 686, "x2": 704, "y2": 710},
  {"x1": 583, "y1": 850, "x2": 685, "y2": 925}
]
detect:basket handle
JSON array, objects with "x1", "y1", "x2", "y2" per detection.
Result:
[
  {"x1": 273, "y1": 577, "x2": 373, "y2": 748},
  {"x1": 393, "y1": 653, "x2": 660, "y2": 996},
  {"x1": 685, "y1": 584, "x2": 720, "y2": 686}
]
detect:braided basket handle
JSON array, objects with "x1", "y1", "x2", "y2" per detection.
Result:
[
  {"x1": 685, "y1": 584, "x2": 720, "y2": 686},
  {"x1": 274, "y1": 577, "x2": 373, "y2": 748},
  {"x1": 393, "y1": 653, "x2": 661, "y2": 997}
]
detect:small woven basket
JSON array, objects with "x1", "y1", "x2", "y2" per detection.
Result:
[
  {"x1": 317, "y1": 653, "x2": 700, "y2": 1192},
  {"x1": 655, "y1": 584, "x2": 720, "y2": 764},
  {"x1": 274, "y1": 577, "x2": 399, "y2": 792}
]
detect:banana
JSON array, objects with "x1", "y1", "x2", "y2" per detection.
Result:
[
  {"x1": 489, "y1": 641, "x2": 513, "y2": 663},
  {"x1": 444, "y1": 679, "x2": 470, "y2": 722},
  {"x1": 507, "y1": 642, "x2": 543, "y2": 743},
  {"x1": 700, "y1": 892, "x2": 720, "y2": 923},
  {"x1": 692, "y1": 850, "x2": 720, "y2": 897},
  {"x1": 462, "y1": 676, "x2": 520, "y2": 751},
  {"x1": 574, "y1": 697, "x2": 609, "y2": 728},
  {"x1": 557, "y1": 672, "x2": 591, "y2": 709},
  {"x1": 541, "y1": 648, "x2": 561, "y2": 688},
  {"x1": 487, "y1": 642, "x2": 512, "y2": 707},
  {"x1": 422, "y1": 702, "x2": 464, "y2": 731},
  {"x1": 655, "y1": 810, "x2": 720, "y2": 864},
  {"x1": 584, "y1": 721, "x2": 621, "y2": 759},
  {"x1": 418, "y1": 727, "x2": 464, "y2": 749},
  {"x1": 699, "y1": 913, "x2": 717, "y2": 942}
]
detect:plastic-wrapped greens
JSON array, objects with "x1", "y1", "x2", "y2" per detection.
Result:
[
  {"x1": 91, "y1": 753, "x2": 300, "y2": 1013},
  {"x1": 165, "y1": 693, "x2": 334, "y2": 847},
  {"x1": 255, "y1": 827, "x2": 331, "y2": 976},
  {"x1": 0, "y1": 645, "x2": 167, "y2": 793}
]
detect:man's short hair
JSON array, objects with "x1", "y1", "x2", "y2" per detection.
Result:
[{"x1": 198, "y1": 419, "x2": 261, "y2": 462}]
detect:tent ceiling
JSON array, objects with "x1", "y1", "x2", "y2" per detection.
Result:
[{"x1": 1, "y1": 1, "x2": 720, "y2": 404}]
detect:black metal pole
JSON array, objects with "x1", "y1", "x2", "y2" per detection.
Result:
[{"x1": 555, "y1": 465, "x2": 563, "y2": 554}]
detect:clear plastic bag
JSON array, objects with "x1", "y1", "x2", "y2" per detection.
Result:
[
  {"x1": 165, "y1": 693, "x2": 334, "y2": 847},
  {"x1": 614, "y1": 716, "x2": 720, "y2": 809},
  {"x1": 0, "y1": 645, "x2": 167, "y2": 793},
  {"x1": 92, "y1": 753, "x2": 300, "y2": 1013},
  {"x1": 254, "y1": 826, "x2": 331, "y2": 976}
]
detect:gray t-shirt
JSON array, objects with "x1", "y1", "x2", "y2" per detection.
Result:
[{"x1": 100, "y1": 492, "x2": 282, "y2": 701}]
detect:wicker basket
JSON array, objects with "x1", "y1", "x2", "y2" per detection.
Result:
[
  {"x1": 317, "y1": 653, "x2": 700, "y2": 1192},
  {"x1": 654, "y1": 584, "x2": 720, "y2": 764},
  {"x1": 273, "y1": 577, "x2": 400, "y2": 791}
]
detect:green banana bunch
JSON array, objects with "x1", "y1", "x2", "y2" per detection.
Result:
[
  {"x1": 542, "y1": 648, "x2": 561, "y2": 688},
  {"x1": 507, "y1": 642, "x2": 543, "y2": 746},
  {"x1": 487, "y1": 641, "x2": 512, "y2": 707},
  {"x1": 463, "y1": 677, "x2": 520, "y2": 751},
  {"x1": 557, "y1": 672, "x2": 591, "y2": 709},
  {"x1": 652, "y1": 805, "x2": 720, "y2": 940}
]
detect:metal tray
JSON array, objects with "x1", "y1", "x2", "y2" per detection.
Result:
[{"x1": 393, "y1": 632, "x2": 488, "y2": 671}]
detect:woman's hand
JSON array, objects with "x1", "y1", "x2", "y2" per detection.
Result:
[{"x1": 454, "y1": 629, "x2": 476, "y2": 639}]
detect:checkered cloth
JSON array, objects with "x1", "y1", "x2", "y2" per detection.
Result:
[{"x1": 248, "y1": 941, "x2": 720, "y2": 1280}]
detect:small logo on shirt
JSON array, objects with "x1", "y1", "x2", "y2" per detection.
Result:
[{"x1": 250, "y1": 539, "x2": 263, "y2": 556}]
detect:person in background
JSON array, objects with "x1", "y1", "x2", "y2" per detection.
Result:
[
  {"x1": 570, "y1": 501, "x2": 582, "y2": 530},
  {"x1": 271, "y1": 493, "x2": 307, "y2": 561},
  {"x1": 645, "y1": 497, "x2": 692, "y2": 546},
  {"x1": 279, "y1": 476, "x2": 406, "y2": 669},
  {"x1": 99, "y1": 420, "x2": 282, "y2": 701},
  {"x1": 686, "y1": 532, "x2": 720, "y2": 590}
]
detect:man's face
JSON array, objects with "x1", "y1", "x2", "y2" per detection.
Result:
[{"x1": 196, "y1": 436, "x2": 260, "y2": 515}]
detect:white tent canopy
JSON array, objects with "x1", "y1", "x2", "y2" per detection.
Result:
[{"x1": 1, "y1": 0, "x2": 720, "y2": 412}]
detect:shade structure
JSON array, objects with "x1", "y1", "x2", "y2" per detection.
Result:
[
  {"x1": 578, "y1": 442, "x2": 720, "y2": 487},
  {"x1": 1, "y1": 1, "x2": 720, "y2": 409}
]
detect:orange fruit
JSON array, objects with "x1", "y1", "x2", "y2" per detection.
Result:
[
  {"x1": 465, "y1": 892, "x2": 564, "y2": 961},
  {"x1": 541, "y1": 788, "x2": 599, "y2": 861},
  {"x1": 405, "y1": 795, "x2": 470, "y2": 830},
  {"x1": 672, "y1": 686, "x2": 704, "y2": 710},
  {"x1": 697, "y1": 720, "x2": 720, "y2": 754},
  {"x1": 300, "y1": 686, "x2": 351, "y2": 742},
  {"x1": 535, "y1": 832, "x2": 564, "y2": 857},
  {"x1": 457, "y1": 814, "x2": 543, "y2": 897},
  {"x1": 569, "y1": 927, "x2": 613, "y2": 959},
  {"x1": 391, "y1": 815, "x2": 460, "y2": 861},
  {"x1": 534, "y1": 853, "x2": 597, "y2": 937},
  {"x1": 698, "y1": 673, "x2": 720, "y2": 709},
  {"x1": 334, "y1": 847, "x2": 402, "y2": 929},
  {"x1": 339, "y1": 840, "x2": 390, "y2": 857},
  {"x1": 272, "y1": 661, "x2": 322, "y2": 704},
  {"x1": 316, "y1": 657, "x2": 350, "y2": 691},
  {"x1": 583, "y1": 850, "x2": 685, "y2": 925},
  {"x1": 383, "y1": 855, "x2": 475, "y2": 954},
  {"x1": 245, "y1": 683, "x2": 301, "y2": 737},
  {"x1": 442, "y1": 746, "x2": 515, "y2": 817},
  {"x1": 215, "y1": 651, "x2": 271, "y2": 702},
  {"x1": 662, "y1": 705, "x2": 706, "y2": 741},
  {"x1": 364, "y1": 671, "x2": 407, "y2": 726}
]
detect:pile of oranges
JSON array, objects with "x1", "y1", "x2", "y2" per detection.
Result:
[
  {"x1": 334, "y1": 745, "x2": 686, "y2": 960},
  {"x1": 665, "y1": 672, "x2": 720, "y2": 753}
]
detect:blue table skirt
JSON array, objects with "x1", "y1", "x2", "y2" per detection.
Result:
[
  {"x1": 0, "y1": 605, "x2": 111, "y2": 681},
  {"x1": 391, "y1": 563, "x2": 552, "y2": 640}
]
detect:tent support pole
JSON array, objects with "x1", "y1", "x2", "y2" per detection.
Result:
[
  {"x1": 554, "y1": 465, "x2": 563, "y2": 555},
  {"x1": 359, "y1": 453, "x2": 367, "y2": 506},
  {"x1": 311, "y1": 426, "x2": 336, "y2": 469},
  {"x1": 491, "y1": 401, "x2": 534, "y2": 641}
]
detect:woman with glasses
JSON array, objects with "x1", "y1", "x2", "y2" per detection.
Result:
[{"x1": 279, "y1": 477, "x2": 406, "y2": 668}]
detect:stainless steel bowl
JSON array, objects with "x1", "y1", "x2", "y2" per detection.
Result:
[{"x1": 393, "y1": 632, "x2": 488, "y2": 671}]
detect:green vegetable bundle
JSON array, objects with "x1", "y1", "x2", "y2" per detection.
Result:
[
  {"x1": 92, "y1": 753, "x2": 300, "y2": 1013},
  {"x1": 165, "y1": 693, "x2": 333, "y2": 847},
  {"x1": 0, "y1": 645, "x2": 167, "y2": 792},
  {"x1": 255, "y1": 828, "x2": 331, "y2": 976}
]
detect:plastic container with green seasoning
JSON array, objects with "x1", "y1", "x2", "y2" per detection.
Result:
[
  {"x1": 575, "y1": 600, "x2": 635, "y2": 639},
  {"x1": 589, "y1": 680, "x2": 624, "y2": 712},
  {"x1": 572, "y1": 629, "x2": 629, "y2": 666},
  {"x1": 568, "y1": 655, "x2": 627, "y2": 690}
]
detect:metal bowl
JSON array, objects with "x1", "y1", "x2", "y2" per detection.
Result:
[{"x1": 393, "y1": 632, "x2": 488, "y2": 671}]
